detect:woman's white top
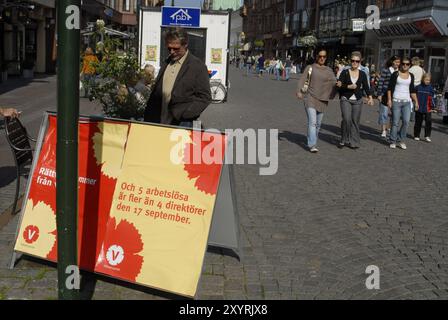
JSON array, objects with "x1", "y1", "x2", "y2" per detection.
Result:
[
  {"x1": 393, "y1": 74, "x2": 411, "y2": 101},
  {"x1": 349, "y1": 71, "x2": 359, "y2": 100}
]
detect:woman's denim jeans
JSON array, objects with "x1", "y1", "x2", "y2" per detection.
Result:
[
  {"x1": 390, "y1": 100, "x2": 411, "y2": 143},
  {"x1": 305, "y1": 106, "x2": 324, "y2": 148}
]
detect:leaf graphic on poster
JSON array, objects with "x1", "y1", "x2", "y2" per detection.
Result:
[
  {"x1": 183, "y1": 131, "x2": 226, "y2": 195},
  {"x1": 96, "y1": 217, "x2": 144, "y2": 282},
  {"x1": 92, "y1": 122, "x2": 129, "y2": 179},
  {"x1": 16, "y1": 200, "x2": 56, "y2": 258}
]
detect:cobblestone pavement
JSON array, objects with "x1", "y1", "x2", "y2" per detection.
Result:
[{"x1": 1, "y1": 69, "x2": 448, "y2": 299}]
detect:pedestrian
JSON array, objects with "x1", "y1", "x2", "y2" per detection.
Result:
[
  {"x1": 274, "y1": 57, "x2": 284, "y2": 81},
  {"x1": 409, "y1": 57, "x2": 426, "y2": 122},
  {"x1": 387, "y1": 57, "x2": 419, "y2": 150},
  {"x1": 336, "y1": 51, "x2": 374, "y2": 149},
  {"x1": 284, "y1": 55, "x2": 293, "y2": 81},
  {"x1": 80, "y1": 47, "x2": 99, "y2": 98},
  {"x1": 143, "y1": 27, "x2": 211, "y2": 126},
  {"x1": 409, "y1": 57, "x2": 425, "y2": 87},
  {"x1": 414, "y1": 73, "x2": 435, "y2": 142},
  {"x1": 246, "y1": 55, "x2": 252, "y2": 76},
  {"x1": 342, "y1": 52, "x2": 370, "y2": 88},
  {"x1": 0, "y1": 107, "x2": 20, "y2": 118},
  {"x1": 257, "y1": 53, "x2": 265, "y2": 77},
  {"x1": 267, "y1": 58, "x2": 276, "y2": 75},
  {"x1": 443, "y1": 76, "x2": 448, "y2": 123},
  {"x1": 296, "y1": 50, "x2": 338, "y2": 153},
  {"x1": 377, "y1": 55, "x2": 401, "y2": 138}
]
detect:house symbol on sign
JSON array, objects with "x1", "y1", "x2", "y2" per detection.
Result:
[{"x1": 170, "y1": 9, "x2": 192, "y2": 23}]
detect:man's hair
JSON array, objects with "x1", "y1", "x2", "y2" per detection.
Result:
[
  {"x1": 386, "y1": 55, "x2": 400, "y2": 68},
  {"x1": 164, "y1": 27, "x2": 189, "y2": 46}
]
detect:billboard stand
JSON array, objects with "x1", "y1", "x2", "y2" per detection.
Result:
[
  {"x1": 9, "y1": 113, "x2": 241, "y2": 297},
  {"x1": 208, "y1": 163, "x2": 241, "y2": 259},
  {"x1": 9, "y1": 113, "x2": 50, "y2": 270}
]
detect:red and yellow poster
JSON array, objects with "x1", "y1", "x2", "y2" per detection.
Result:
[{"x1": 14, "y1": 115, "x2": 227, "y2": 297}]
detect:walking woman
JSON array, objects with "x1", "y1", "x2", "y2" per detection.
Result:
[
  {"x1": 387, "y1": 57, "x2": 419, "y2": 150},
  {"x1": 377, "y1": 55, "x2": 401, "y2": 138},
  {"x1": 336, "y1": 51, "x2": 374, "y2": 149},
  {"x1": 296, "y1": 50, "x2": 338, "y2": 153}
]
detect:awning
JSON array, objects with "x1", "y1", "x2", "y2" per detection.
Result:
[{"x1": 81, "y1": 27, "x2": 132, "y2": 39}]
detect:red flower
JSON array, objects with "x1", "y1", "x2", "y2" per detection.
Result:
[
  {"x1": 95, "y1": 217, "x2": 144, "y2": 282},
  {"x1": 183, "y1": 131, "x2": 226, "y2": 195}
]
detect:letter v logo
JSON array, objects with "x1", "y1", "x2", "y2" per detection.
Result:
[
  {"x1": 23, "y1": 225, "x2": 40, "y2": 244},
  {"x1": 106, "y1": 245, "x2": 125, "y2": 266}
]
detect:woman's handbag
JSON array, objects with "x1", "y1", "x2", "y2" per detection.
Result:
[{"x1": 301, "y1": 66, "x2": 313, "y2": 93}]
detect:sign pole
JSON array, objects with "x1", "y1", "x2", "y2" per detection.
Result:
[{"x1": 56, "y1": 0, "x2": 80, "y2": 300}]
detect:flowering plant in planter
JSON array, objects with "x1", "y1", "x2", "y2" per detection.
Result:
[{"x1": 86, "y1": 20, "x2": 155, "y2": 120}]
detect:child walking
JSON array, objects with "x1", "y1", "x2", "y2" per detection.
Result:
[{"x1": 414, "y1": 73, "x2": 435, "y2": 142}]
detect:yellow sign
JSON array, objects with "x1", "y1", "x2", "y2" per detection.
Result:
[
  {"x1": 145, "y1": 45, "x2": 157, "y2": 61},
  {"x1": 14, "y1": 116, "x2": 227, "y2": 298},
  {"x1": 211, "y1": 48, "x2": 222, "y2": 64}
]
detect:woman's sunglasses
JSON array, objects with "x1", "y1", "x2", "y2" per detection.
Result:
[
  {"x1": 351, "y1": 59, "x2": 361, "y2": 63},
  {"x1": 402, "y1": 63, "x2": 410, "y2": 66}
]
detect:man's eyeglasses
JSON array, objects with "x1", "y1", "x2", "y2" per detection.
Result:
[
  {"x1": 351, "y1": 59, "x2": 361, "y2": 63},
  {"x1": 402, "y1": 63, "x2": 410, "y2": 66},
  {"x1": 167, "y1": 46, "x2": 182, "y2": 52}
]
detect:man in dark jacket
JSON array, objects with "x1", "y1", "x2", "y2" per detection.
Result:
[{"x1": 144, "y1": 27, "x2": 211, "y2": 126}]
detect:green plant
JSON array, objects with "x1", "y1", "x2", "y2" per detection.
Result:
[
  {"x1": 87, "y1": 21, "x2": 153, "y2": 120},
  {"x1": 90, "y1": 50, "x2": 152, "y2": 120}
]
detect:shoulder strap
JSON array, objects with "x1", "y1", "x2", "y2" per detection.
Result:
[{"x1": 307, "y1": 66, "x2": 313, "y2": 82}]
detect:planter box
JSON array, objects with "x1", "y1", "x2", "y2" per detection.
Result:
[{"x1": 23, "y1": 69, "x2": 34, "y2": 79}]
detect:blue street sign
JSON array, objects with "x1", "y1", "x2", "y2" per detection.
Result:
[{"x1": 161, "y1": 6, "x2": 201, "y2": 28}]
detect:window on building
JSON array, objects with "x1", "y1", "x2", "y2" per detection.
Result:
[
  {"x1": 123, "y1": 0, "x2": 131, "y2": 11},
  {"x1": 301, "y1": 10, "x2": 308, "y2": 30}
]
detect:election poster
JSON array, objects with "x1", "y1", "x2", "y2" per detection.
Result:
[
  {"x1": 145, "y1": 45, "x2": 157, "y2": 61},
  {"x1": 14, "y1": 114, "x2": 227, "y2": 297},
  {"x1": 211, "y1": 48, "x2": 222, "y2": 64}
]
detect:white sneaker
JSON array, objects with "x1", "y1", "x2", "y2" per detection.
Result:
[
  {"x1": 390, "y1": 143, "x2": 396, "y2": 149},
  {"x1": 381, "y1": 130, "x2": 387, "y2": 138},
  {"x1": 310, "y1": 146, "x2": 319, "y2": 153},
  {"x1": 414, "y1": 137, "x2": 420, "y2": 141},
  {"x1": 425, "y1": 137, "x2": 431, "y2": 142},
  {"x1": 398, "y1": 143, "x2": 407, "y2": 150}
]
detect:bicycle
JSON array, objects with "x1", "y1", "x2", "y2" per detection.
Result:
[
  {"x1": 210, "y1": 80, "x2": 228, "y2": 104},
  {"x1": 208, "y1": 70, "x2": 228, "y2": 104}
]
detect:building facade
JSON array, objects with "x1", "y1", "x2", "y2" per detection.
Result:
[
  {"x1": 242, "y1": 0, "x2": 287, "y2": 59},
  {"x1": 367, "y1": 0, "x2": 448, "y2": 88},
  {"x1": 1, "y1": 0, "x2": 56, "y2": 76}
]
